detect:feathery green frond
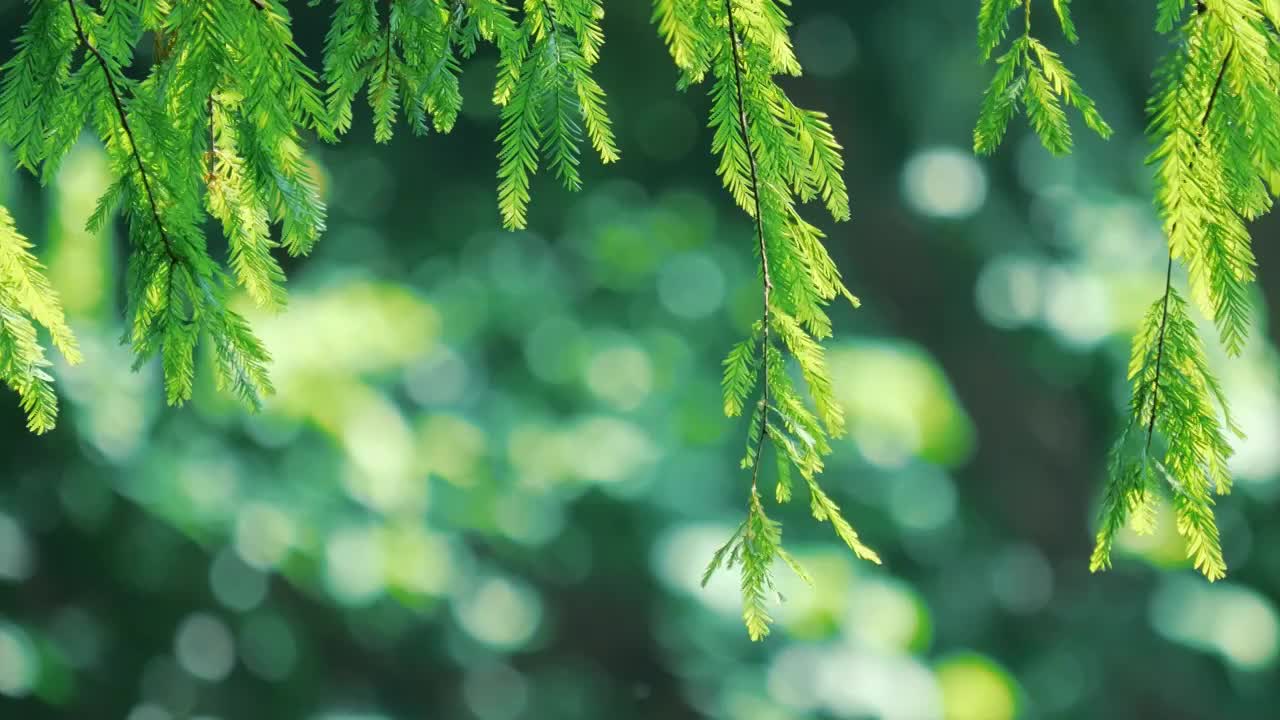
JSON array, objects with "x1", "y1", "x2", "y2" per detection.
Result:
[
  {"x1": 0, "y1": 206, "x2": 80, "y2": 433},
  {"x1": 0, "y1": 0, "x2": 78, "y2": 174},
  {"x1": 495, "y1": 34, "x2": 542, "y2": 229},
  {"x1": 700, "y1": 489, "x2": 807, "y2": 641},
  {"x1": 491, "y1": 0, "x2": 618, "y2": 229},
  {"x1": 1263, "y1": 0, "x2": 1280, "y2": 31},
  {"x1": 320, "y1": 0, "x2": 539, "y2": 148},
  {"x1": 805, "y1": 472, "x2": 881, "y2": 563},
  {"x1": 702, "y1": 519, "x2": 745, "y2": 587},
  {"x1": 974, "y1": 0, "x2": 1110, "y2": 156},
  {"x1": 973, "y1": 0, "x2": 1254, "y2": 584},
  {"x1": 1090, "y1": 427, "x2": 1157, "y2": 573},
  {"x1": 1030, "y1": 39, "x2": 1111, "y2": 139},
  {"x1": 653, "y1": 0, "x2": 715, "y2": 86},
  {"x1": 672, "y1": 0, "x2": 875, "y2": 640},
  {"x1": 1052, "y1": 0, "x2": 1078, "y2": 43},
  {"x1": 1098, "y1": 5, "x2": 1277, "y2": 579},
  {"x1": 1147, "y1": 6, "x2": 1278, "y2": 354},
  {"x1": 1091, "y1": 289, "x2": 1236, "y2": 580},
  {"x1": 978, "y1": 0, "x2": 1020, "y2": 60},
  {"x1": 722, "y1": 327, "x2": 760, "y2": 417},
  {"x1": 1157, "y1": 0, "x2": 1187, "y2": 32},
  {"x1": 738, "y1": 491, "x2": 781, "y2": 641},
  {"x1": 974, "y1": 44, "x2": 1025, "y2": 155},
  {"x1": 1023, "y1": 56, "x2": 1072, "y2": 155},
  {"x1": 206, "y1": 98, "x2": 288, "y2": 310}
]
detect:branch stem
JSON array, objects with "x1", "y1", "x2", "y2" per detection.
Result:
[
  {"x1": 724, "y1": 0, "x2": 772, "y2": 492},
  {"x1": 1145, "y1": 44, "x2": 1231, "y2": 452},
  {"x1": 66, "y1": 0, "x2": 181, "y2": 266}
]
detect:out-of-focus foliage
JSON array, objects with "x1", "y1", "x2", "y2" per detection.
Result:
[{"x1": 1, "y1": 2, "x2": 1280, "y2": 720}]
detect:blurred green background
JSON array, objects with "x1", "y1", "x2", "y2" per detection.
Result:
[{"x1": 3, "y1": 2, "x2": 1280, "y2": 719}]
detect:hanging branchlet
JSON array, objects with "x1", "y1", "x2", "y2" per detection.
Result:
[
  {"x1": 655, "y1": 0, "x2": 876, "y2": 640},
  {"x1": 321, "y1": 0, "x2": 619, "y2": 229},
  {"x1": 971, "y1": 0, "x2": 1268, "y2": 578},
  {"x1": 974, "y1": 0, "x2": 1111, "y2": 155},
  {"x1": 494, "y1": 0, "x2": 619, "y2": 229},
  {"x1": 0, "y1": 206, "x2": 81, "y2": 432},
  {"x1": 971, "y1": 2, "x2": 1269, "y2": 577},
  {"x1": 163, "y1": 0, "x2": 329, "y2": 310},
  {"x1": 1091, "y1": 288, "x2": 1239, "y2": 579},
  {"x1": 323, "y1": 0, "x2": 475, "y2": 141},
  {"x1": 1147, "y1": 1, "x2": 1280, "y2": 354},
  {"x1": 1089, "y1": 0, "x2": 1278, "y2": 579}
]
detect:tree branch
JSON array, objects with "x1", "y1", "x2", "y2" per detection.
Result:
[
  {"x1": 383, "y1": 0, "x2": 395, "y2": 73},
  {"x1": 66, "y1": 0, "x2": 181, "y2": 266},
  {"x1": 1145, "y1": 43, "x2": 1232, "y2": 452},
  {"x1": 723, "y1": 0, "x2": 772, "y2": 492}
]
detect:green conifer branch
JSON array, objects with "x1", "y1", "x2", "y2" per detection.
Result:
[
  {"x1": 974, "y1": 0, "x2": 1111, "y2": 155},
  {"x1": 67, "y1": 0, "x2": 179, "y2": 266},
  {"x1": 971, "y1": 0, "x2": 1262, "y2": 580},
  {"x1": 1142, "y1": 47, "x2": 1231, "y2": 457},
  {"x1": 723, "y1": 0, "x2": 772, "y2": 496},
  {"x1": 0, "y1": 206, "x2": 81, "y2": 433},
  {"x1": 1091, "y1": 8, "x2": 1246, "y2": 580},
  {"x1": 973, "y1": 2, "x2": 1258, "y2": 579},
  {"x1": 680, "y1": 0, "x2": 876, "y2": 641}
]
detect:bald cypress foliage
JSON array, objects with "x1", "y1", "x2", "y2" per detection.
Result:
[
  {"x1": 975, "y1": 0, "x2": 1280, "y2": 580},
  {"x1": 0, "y1": 0, "x2": 864, "y2": 639}
]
